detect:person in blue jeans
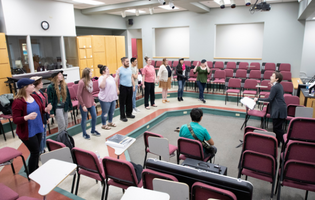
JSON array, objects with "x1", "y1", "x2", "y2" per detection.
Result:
[
  {"x1": 98, "y1": 64, "x2": 118, "y2": 130},
  {"x1": 77, "y1": 68, "x2": 100, "y2": 139},
  {"x1": 194, "y1": 59, "x2": 210, "y2": 103},
  {"x1": 130, "y1": 57, "x2": 140, "y2": 114},
  {"x1": 176, "y1": 58, "x2": 188, "y2": 101}
]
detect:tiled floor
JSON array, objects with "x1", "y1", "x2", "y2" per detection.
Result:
[{"x1": 0, "y1": 85, "x2": 247, "y2": 200}]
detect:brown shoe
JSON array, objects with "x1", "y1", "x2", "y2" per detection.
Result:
[
  {"x1": 165, "y1": 99, "x2": 170, "y2": 102},
  {"x1": 162, "y1": 100, "x2": 166, "y2": 103}
]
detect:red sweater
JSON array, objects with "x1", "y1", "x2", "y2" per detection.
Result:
[
  {"x1": 12, "y1": 94, "x2": 45, "y2": 140},
  {"x1": 77, "y1": 79, "x2": 94, "y2": 108}
]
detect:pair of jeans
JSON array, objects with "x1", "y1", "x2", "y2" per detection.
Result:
[
  {"x1": 144, "y1": 82, "x2": 155, "y2": 107},
  {"x1": 79, "y1": 105, "x2": 97, "y2": 136},
  {"x1": 55, "y1": 108, "x2": 68, "y2": 132},
  {"x1": 39, "y1": 124, "x2": 47, "y2": 153},
  {"x1": 132, "y1": 84, "x2": 138, "y2": 109},
  {"x1": 21, "y1": 133, "x2": 42, "y2": 174},
  {"x1": 196, "y1": 81, "x2": 206, "y2": 100},
  {"x1": 119, "y1": 85, "x2": 133, "y2": 119},
  {"x1": 178, "y1": 80, "x2": 186, "y2": 98},
  {"x1": 100, "y1": 100, "x2": 116, "y2": 125}
]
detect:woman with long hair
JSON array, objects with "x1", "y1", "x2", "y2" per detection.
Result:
[
  {"x1": 176, "y1": 58, "x2": 188, "y2": 101},
  {"x1": 77, "y1": 68, "x2": 100, "y2": 139},
  {"x1": 47, "y1": 71, "x2": 72, "y2": 132},
  {"x1": 142, "y1": 56, "x2": 157, "y2": 109},
  {"x1": 157, "y1": 58, "x2": 172, "y2": 103},
  {"x1": 98, "y1": 64, "x2": 118, "y2": 130},
  {"x1": 30, "y1": 76, "x2": 49, "y2": 154},
  {"x1": 12, "y1": 78, "x2": 52, "y2": 173}
]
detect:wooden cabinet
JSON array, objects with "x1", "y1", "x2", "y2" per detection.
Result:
[
  {"x1": 92, "y1": 36, "x2": 105, "y2": 52},
  {"x1": 116, "y1": 36, "x2": 126, "y2": 69},
  {"x1": 0, "y1": 33, "x2": 11, "y2": 94},
  {"x1": 0, "y1": 63, "x2": 12, "y2": 78},
  {"x1": 0, "y1": 78, "x2": 10, "y2": 94},
  {"x1": 93, "y1": 52, "x2": 106, "y2": 69},
  {"x1": 79, "y1": 59, "x2": 87, "y2": 69},
  {"x1": 78, "y1": 49, "x2": 86, "y2": 60},
  {"x1": 77, "y1": 37, "x2": 87, "y2": 49},
  {"x1": 86, "y1": 49, "x2": 93, "y2": 59},
  {"x1": 86, "y1": 37, "x2": 92, "y2": 48},
  {"x1": 105, "y1": 36, "x2": 117, "y2": 73},
  {"x1": 86, "y1": 59, "x2": 93, "y2": 69},
  {"x1": 94, "y1": 67, "x2": 101, "y2": 77}
]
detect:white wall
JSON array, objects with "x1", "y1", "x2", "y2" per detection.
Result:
[
  {"x1": 127, "y1": 2, "x2": 305, "y2": 77},
  {"x1": 127, "y1": 29, "x2": 142, "y2": 60},
  {"x1": 215, "y1": 23, "x2": 264, "y2": 58},
  {"x1": 300, "y1": 20, "x2": 315, "y2": 77},
  {"x1": 155, "y1": 27, "x2": 189, "y2": 57},
  {"x1": 0, "y1": 0, "x2": 76, "y2": 36}
]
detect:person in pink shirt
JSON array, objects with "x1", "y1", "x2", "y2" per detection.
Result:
[
  {"x1": 142, "y1": 56, "x2": 157, "y2": 109},
  {"x1": 77, "y1": 68, "x2": 100, "y2": 140}
]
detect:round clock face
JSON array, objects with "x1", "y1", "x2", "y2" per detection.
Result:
[{"x1": 41, "y1": 21, "x2": 49, "y2": 30}]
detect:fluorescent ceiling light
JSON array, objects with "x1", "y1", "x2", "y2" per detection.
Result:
[
  {"x1": 313, "y1": 17, "x2": 315, "y2": 19},
  {"x1": 73, "y1": 0, "x2": 104, "y2": 5},
  {"x1": 159, "y1": 5, "x2": 179, "y2": 10},
  {"x1": 125, "y1": 9, "x2": 146, "y2": 13},
  {"x1": 214, "y1": 0, "x2": 231, "y2": 5}
]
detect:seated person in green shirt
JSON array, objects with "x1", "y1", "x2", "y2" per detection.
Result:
[{"x1": 179, "y1": 108, "x2": 216, "y2": 158}]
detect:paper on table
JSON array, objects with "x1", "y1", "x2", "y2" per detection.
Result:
[{"x1": 240, "y1": 97, "x2": 256, "y2": 110}]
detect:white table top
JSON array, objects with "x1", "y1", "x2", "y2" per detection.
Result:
[
  {"x1": 106, "y1": 137, "x2": 136, "y2": 156},
  {"x1": 120, "y1": 186, "x2": 170, "y2": 200},
  {"x1": 29, "y1": 159, "x2": 77, "y2": 196},
  {"x1": 256, "y1": 85, "x2": 268, "y2": 88}
]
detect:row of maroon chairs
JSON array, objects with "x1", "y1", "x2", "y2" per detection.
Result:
[{"x1": 0, "y1": 183, "x2": 40, "y2": 200}]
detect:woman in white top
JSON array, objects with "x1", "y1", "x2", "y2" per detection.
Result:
[
  {"x1": 157, "y1": 58, "x2": 172, "y2": 103},
  {"x1": 98, "y1": 64, "x2": 118, "y2": 130}
]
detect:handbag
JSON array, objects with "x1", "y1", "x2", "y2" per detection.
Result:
[{"x1": 187, "y1": 124, "x2": 216, "y2": 155}]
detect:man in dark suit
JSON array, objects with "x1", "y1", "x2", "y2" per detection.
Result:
[{"x1": 254, "y1": 72, "x2": 287, "y2": 146}]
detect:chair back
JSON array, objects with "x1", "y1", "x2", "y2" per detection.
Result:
[
  {"x1": 281, "y1": 71, "x2": 292, "y2": 81},
  {"x1": 102, "y1": 156, "x2": 140, "y2": 186},
  {"x1": 68, "y1": 87, "x2": 77, "y2": 100},
  {"x1": 92, "y1": 80, "x2": 99, "y2": 93},
  {"x1": 148, "y1": 137, "x2": 170, "y2": 161},
  {"x1": 153, "y1": 178, "x2": 190, "y2": 200},
  {"x1": 72, "y1": 84, "x2": 79, "y2": 94},
  {"x1": 280, "y1": 82, "x2": 293, "y2": 94},
  {"x1": 243, "y1": 132, "x2": 277, "y2": 158},
  {"x1": 226, "y1": 62, "x2": 236, "y2": 69},
  {"x1": 143, "y1": 131, "x2": 163, "y2": 150},
  {"x1": 279, "y1": 63, "x2": 291, "y2": 71},
  {"x1": 263, "y1": 71, "x2": 274, "y2": 80},
  {"x1": 282, "y1": 160, "x2": 315, "y2": 187},
  {"x1": 191, "y1": 182, "x2": 237, "y2": 200},
  {"x1": 224, "y1": 69, "x2": 233, "y2": 78},
  {"x1": 295, "y1": 107, "x2": 313, "y2": 118},
  {"x1": 155, "y1": 61, "x2": 162, "y2": 68},
  {"x1": 243, "y1": 79, "x2": 258, "y2": 90},
  {"x1": 206, "y1": 61, "x2": 213, "y2": 68},
  {"x1": 260, "y1": 80, "x2": 271, "y2": 91},
  {"x1": 214, "y1": 61, "x2": 224, "y2": 69},
  {"x1": 151, "y1": 60, "x2": 156, "y2": 67},
  {"x1": 189, "y1": 69, "x2": 195, "y2": 78},
  {"x1": 46, "y1": 139, "x2": 66, "y2": 151},
  {"x1": 235, "y1": 69, "x2": 247, "y2": 79},
  {"x1": 178, "y1": 137, "x2": 204, "y2": 160},
  {"x1": 172, "y1": 61, "x2": 179, "y2": 68},
  {"x1": 264, "y1": 63, "x2": 275, "y2": 71},
  {"x1": 142, "y1": 169, "x2": 178, "y2": 190},
  {"x1": 284, "y1": 95, "x2": 299, "y2": 106},
  {"x1": 238, "y1": 62, "x2": 249, "y2": 70},
  {"x1": 227, "y1": 78, "x2": 241, "y2": 88},
  {"x1": 192, "y1": 61, "x2": 198, "y2": 67},
  {"x1": 286, "y1": 117, "x2": 315, "y2": 143},
  {"x1": 184, "y1": 61, "x2": 191, "y2": 68},
  {"x1": 249, "y1": 70, "x2": 261, "y2": 80},
  {"x1": 72, "y1": 147, "x2": 103, "y2": 175},
  {"x1": 250, "y1": 62, "x2": 260, "y2": 70},
  {"x1": 244, "y1": 126, "x2": 267, "y2": 135},
  {"x1": 67, "y1": 82, "x2": 74, "y2": 88},
  {"x1": 214, "y1": 70, "x2": 226, "y2": 80},
  {"x1": 284, "y1": 141, "x2": 315, "y2": 163}
]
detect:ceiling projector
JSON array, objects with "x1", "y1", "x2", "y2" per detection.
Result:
[{"x1": 251, "y1": 2, "x2": 271, "y2": 11}]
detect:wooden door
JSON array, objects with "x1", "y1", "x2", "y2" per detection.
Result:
[
  {"x1": 136, "y1": 39, "x2": 143, "y2": 68},
  {"x1": 93, "y1": 52, "x2": 106, "y2": 69},
  {"x1": 116, "y1": 36, "x2": 125, "y2": 70},
  {"x1": 86, "y1": 59, "x2": 93, "y2": 69},
  {"x1": 105, "y1": 36, "x2": 117, "y2": 74},
  {"x1": 92, "y1": 36, "x2": 105, "y2": 52},
  {"x1": 77, "y1": 37, "x2": 86, "y2": 49},
  {"x1": 79, "y1": 59, "x2": 87, "y2": 69},
  {"x1": 86, "y1": 37, "x2": 92, "y2": 48},
  {"x1": 86, "y1": 49, "x2": 93, "y2": 59},
  {"x1": 78, "y1": 49, "x2": 86, "y2": 60}
]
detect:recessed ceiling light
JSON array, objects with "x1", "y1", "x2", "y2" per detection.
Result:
[
  {"x1": 313, "y1": 17, "x2": 315, "y2": 19},
  {"x1": 214, "y1": 0, "x2": 231, "y2": 5},
  {"x1": 159, "y1": 5, "x2": 179, "y2": 10},
  {"x1": 73, "y1": 0, "x2": 104, "y2": 5},
  {"x1": 125, "y1": 9, "x2": 146, "y2": 13}
]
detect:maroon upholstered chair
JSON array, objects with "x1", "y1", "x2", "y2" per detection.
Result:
[
  {"x1": 177, "y1": 137, "x2": 213, "y2": 164},
  {"x1": 259, "y1": 80, "x2": 272, "y2": 98},
  {"x1": 264, "y1": 63, "x2": 276, "y2": 71},
  {"x1": 184, "y1": 60, "x2": 191, "y2": 68},
  {"x1": 214, "y1": 61, "x2": 224, "y2": 69},
  {"x1": 46, "y1": 139, "x2": 66, "y2": 151},
  {"x1": 212, "y1": 70, "x2": 226, "y2": 93},
  {"x1": 225, "y1": 78, "x2": 242, "y2": 106},
  {"x1": 263, "y1": 70, "x2": 274, "y2": 80},
  {"x1": 143, "y1": 131, "x2": 177, "y2": 168},
  {"x1": 0, "y1": 147, "x2": 29, "y2": 181},
  {"x1": 0, "y1": 183, "x2": 19, "y2": 200},
  {"x1": 155, "y1": 61, "x2": 162, "y2": 68},
  {"x1": 151, "y1": 60, "x2": 156, "y2": 67},
  {"x1": 238, "y1": 62, "x2": 249, "y2": 70},
  {"x1": 226, "y1": 62, "x2": 236, "y2": 71},
  {"x1": 191, "y1": 182, "x2": 237, "y2": 200},
  {"x1": 250, "y1": 62, "x2": 260, "y2": 70},
  {"x1": 279, "y1": 63, "x2": 291, "y2": 72},
  {"x1": 17, "y1": 197, "x2": 41, "y2": 200},
  {"x1": 243, "y1": 79, "x2": 258, "y2": 98},
  {"x1": 72, "y1": 84, "x2": 79, "y2": 94},
  {"x1": 249, "y1": 70, "x2": 261, "y2": 84},
  {"x1": 240, "y1": 103, "x2": 269, "y2": 130},
  {"x1": 192, "y1": 61, "x2": 198, "y2": 68},
  {"x1": 68, "y1": 87, "x2": 78, "y2": 124},
  {"x1": 238, "y1": 132, "x2": 278, "y2": 199},
  {"x1": 92, "y1": 80, "x2": 99, "y2": 95},
  {"x1": 71, "y1": 147, "x2": 106, "y2": 199},
  {"x1": 244, "y1": 126, "x2": 267, "y2": 135},
  {"x1": 102, "y1": 156, "x2": 143, "y2": 200},
  {"x1": 206, "y1": 61, "x2": 213, "y2": 68},
  {"x1": 224, "y1": 69, "x2": 234, "y2": 78},
  {"x1": 0, "y1": 114, "x2": 15, "y2": 141},
  {"x1": 281, "y1": 71, "x2": 292, "y2": 82},
  {"x1": 142, "y1": 169, "x2": 178, "y2": 190},
  {"x1": 67, "y1": 82, "x2": 74, "y2": 88},
  {"x1": 235, "y1": 69, "x2": 247, "y2": 79},
  {"x1": 276, "y1": 141, "x2": 315, "y2": 199},
  {"x1": 172, "y1": 61, "x2": 179, "y2": 68},
  {"x1": 281, "y1": 81, "x2": 293, "y2": 95},
  {"x1": 188, "y1": 69, "x2": 197, "y2": 90}
]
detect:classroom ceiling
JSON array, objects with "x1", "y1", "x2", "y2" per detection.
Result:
[{"x1": 54, "y1": 0, "x2": 298, "y2": 16}]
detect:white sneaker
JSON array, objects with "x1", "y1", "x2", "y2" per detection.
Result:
[
  {"x1": 132, "y1": 109, "x2": 137, "y2": 115},
  {"x1": 135, "y1": 108, "x2": 140, "y2": 112}
]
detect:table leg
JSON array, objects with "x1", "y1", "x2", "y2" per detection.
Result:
[{"x1": 117, "y1": 155, "x2": 120, "y2": 159}]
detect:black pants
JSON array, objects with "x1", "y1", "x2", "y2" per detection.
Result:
[
  {"x1": 144, "y1": 82, "x2": 155, "y2": 107},
  {"x1": 119, "y1": 85, "x2": 133, "y2": 119},
  {"x1": 21, "y1": 133, "x2": 42, "y2": 174},
  {"x1": 273, "y1": 118, "x2": 285, "y2": 145}
]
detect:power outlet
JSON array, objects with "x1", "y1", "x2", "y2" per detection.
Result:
[
  {"x1": 167, "y1": 94, "x2": 170, "y2": 97},
  {"x1": 183, "y1": 111, "x2": 187, "y2": 114},
  {"x1": 235, "y1": 113, "x2": 240, "y2": 117},
  {"x1": 147, "y1": 125, "x2": 150, "y2": 129},
  {"x1": 87, "y1": 123, "x2": 91, "y2": 126}
]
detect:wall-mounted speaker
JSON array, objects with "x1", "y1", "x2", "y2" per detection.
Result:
[{"x1": 128, "y1": 19, "x2": 133, "y2": 25}]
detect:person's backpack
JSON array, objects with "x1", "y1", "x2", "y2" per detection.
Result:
[{"x1": 56, "y1": 130, "x2": 75, "y2": 150}]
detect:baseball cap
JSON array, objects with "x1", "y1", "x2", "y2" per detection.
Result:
[{"x1": 17, "y1": 78, "x2": 35, "y2": 89}]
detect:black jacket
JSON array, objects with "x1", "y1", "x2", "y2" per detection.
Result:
[
  {"x1": 258, "y1": 82, "x2": 287, "y2": 119},
  {"x1": 176, "y1": 65, "x2": 189, "y2": 81}
]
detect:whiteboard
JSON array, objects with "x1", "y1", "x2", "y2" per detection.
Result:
[
  {"x1": 215, "y1": 23, "x2": 264, "y2": 59},
  {"x1": 155, "y1": 27, "x2": 189, "y2": 57}
]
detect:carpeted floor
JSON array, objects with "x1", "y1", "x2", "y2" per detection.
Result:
[{"x1": 128, "y1": 113, "x2": 314, "y2": 200}]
